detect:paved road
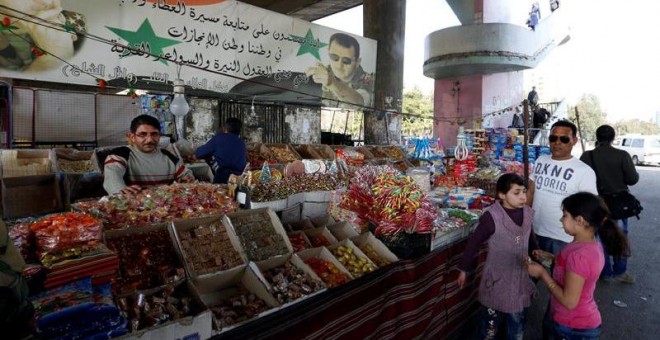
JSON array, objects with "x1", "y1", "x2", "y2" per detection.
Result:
[
  {"x1": 523, "y1": 166, "x2": 660, "y2": 340},
  {"x1": 590, "y1": 166, "x2": 660, "y2": 339},
  {"x1": 462, "y1": 166, "x2": 660, "y2": 339}
]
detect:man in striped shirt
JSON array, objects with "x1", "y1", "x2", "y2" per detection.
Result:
[{"x1": 103, "y1": 115, "x2": 194, "y2": 195}]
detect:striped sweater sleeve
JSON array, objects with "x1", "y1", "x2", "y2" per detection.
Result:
[
  {"x1": 103, "y1": 154, "x2": 128, "y2": 194},
  {"x1": 174, "y1": 158, "x2": 195, "y2": 183}
]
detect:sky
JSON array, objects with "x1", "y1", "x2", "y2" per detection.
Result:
[{"x1": 315, "y1": 0, "x2": 660, "y2": 123}]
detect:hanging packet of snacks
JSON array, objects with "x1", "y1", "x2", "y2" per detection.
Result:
[{"x1": 408, "y1": 138, "x2": 445, "y2": 161}]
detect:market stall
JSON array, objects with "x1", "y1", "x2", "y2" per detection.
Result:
[
  {"x1": 2, "y1": 142, "x2": 498, "y2": 339},
  {"x1": 214, "y1": 239, "x2": 487, "y2": 340}
]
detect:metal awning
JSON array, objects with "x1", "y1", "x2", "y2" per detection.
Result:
[{"x1": 238, "y1": 0, "x2": 363, "y2": 22}]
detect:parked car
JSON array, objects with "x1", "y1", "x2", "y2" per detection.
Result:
[{"x1": 613, "y1": 134, "x2": 660, "y2": 165}]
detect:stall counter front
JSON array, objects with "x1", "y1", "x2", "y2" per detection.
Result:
[{"x1": 214, "y1": 237, "x2": 487, "y2": 339}]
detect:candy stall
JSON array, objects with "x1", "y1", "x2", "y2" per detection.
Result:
[{"x1": 1, "y1": 141, "x2": 507, "y2": 339}]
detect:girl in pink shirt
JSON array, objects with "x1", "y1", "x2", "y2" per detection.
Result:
[{"x1": 526, "y1": 192, "x2": 630, "y2": 339}]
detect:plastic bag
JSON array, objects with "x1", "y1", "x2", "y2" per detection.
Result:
[{"x1": 29, "y1": 213, "x2": 103, "y2": 261}]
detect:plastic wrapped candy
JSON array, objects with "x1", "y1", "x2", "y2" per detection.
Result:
[
  {"x1": 72, "y1": 182, "x2": 237, "y2": 229},
  {"x1": 29, "y1": 212, "x2": 103, "y2": 263}
]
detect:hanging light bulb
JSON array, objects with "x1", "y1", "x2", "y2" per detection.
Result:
[
  {"x1": 170, "y1": 78, "x2": 189, "y2": 118},
  {"x1": 454, "y1": 125, "x2": 470, "y2": 161},
  {"x1": 170, "y1": 78, "x2": 189, "y2": 140}
]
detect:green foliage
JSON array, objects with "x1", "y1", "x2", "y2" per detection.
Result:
[
  {"x1": 568, "y1": 94, "x2": 607, "y2": 143},
  {"x1": 568, "y1": 93, "x2": 660, "y2": 139},
  {"x1": 612, "y1": 119, "x2": 660, "y2": 135},
  {"x1": 402, "y1": 87, "x2": 434, "y2": 137}
]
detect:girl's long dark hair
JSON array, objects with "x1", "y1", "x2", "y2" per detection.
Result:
[{"x1": 562, "y1": 192, "x2": 631, "y2": 257}]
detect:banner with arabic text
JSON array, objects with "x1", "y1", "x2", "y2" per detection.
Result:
[{"x1": 0, "y1": 0, "x2": 377, "y2": 107}]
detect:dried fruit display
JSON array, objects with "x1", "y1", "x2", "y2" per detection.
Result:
[
  {"x1": 178, "y1": 222, "x2": 244, "y2": 275},
  {"x1": 309, "y1": 234, "x2": 331, "y2": 247},
  {"x1": 116, "y1": 284, "x2": 196, "y2": 332},
  {"x1": 288, "y1": 233, "x2": 310, "y2": 252},
  {"x1": 229, "y1": 213, "x2": 290, "y2": 261},
  {"x1": 56, "y1": 159, "x2": 96, "y2": 173},
  {"x1": 267, "y1": 145, "x2": 300, "y2": 163},
  {"x1": 331, "y1": 245, "x2": 376, "y2": 278},
  {"x1": 208, "y1": 285, "x2": 271, "y2": 328},
  {"x1": 354, "y1": 147, "x2": 375, "y2": 160},
  {"x1": 250, "y1": 168, "x2": 283, "y2": 184},
  {"x1": 334, "y1": 147, "x2": 364, "y2": 166},
  {"x1": 250, "y1": 173, "x2": 347, "y2": 202},
  {"x1": 29, "y1": 212, "x2": 103, "y2": 264},
  {"x1": 293, "y1": 145, "x2": 322, "y2": 160},
  {"x1": 73, "y1": 183, "x2": 237, "y2": 230},
  {"x1": 359, "y1": 244, "x2": 391, "y2": 267},
  {"x1": 366, "y1": 146, "x2": 389, "y2": 159},
  {"x1": 308, "y1": 145, "x2": 335, "y2": 160},
  {"x1": 390, "y1": 160, "x2": 412, "y2": 174},
  {"x1": 380, "y1": 146, "x2": 406, "y2": 160},
  {"x1": 304, "y1": 257, "x2": 350, "y2": 288},
  {"x1": 105, "y1": 228, "x2": 185, "y2": 293},
  {"x1": 262, "y1": 261, "x2": 325, "y2": 304},
  {"x1": 247, "y1": 149, "x2": 275, "y2": 168}
]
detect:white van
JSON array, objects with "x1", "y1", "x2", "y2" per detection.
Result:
[{"x1": 613, "y1": 134, "x2": 660, "y2": 165}]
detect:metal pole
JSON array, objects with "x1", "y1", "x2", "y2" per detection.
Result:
[
  {"x1": 574, "y1": 107, "x2": 586, "y2": 152},
  {"x1": 329, "y1": 109, "x2": 336, "y2": 133},
  {"x1": 523, "y1": 100, "x2": 530, "y2": 183},
  {"x1": 384, "y1": 112, "x2": 390, "y2": 145},
  {"x1": 343, "y1": 109, "x2": 350, "y2": 139}
]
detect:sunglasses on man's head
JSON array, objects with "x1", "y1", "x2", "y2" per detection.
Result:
[
  {"x1": 549, "y1": 135, "x2": 571, "y2": 144},
  {"x1": 329, "y1": 53, "x2": 354, "y2": 65}
]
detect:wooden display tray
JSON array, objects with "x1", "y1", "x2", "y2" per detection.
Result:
[
  {"x1": 307, "y1": 144, "x2": 335, "y2": 160},
  {"x1": 353, "y1": 146, "x2": 375, "y2": 160},
  {"x1": 247, "y1": 142, "x2": 276, "y2": 167},
  {"x1": 377, "y1": 145, "x2": 407, "y2": 160},
  {"x1": 293, "y1": 144, "x2": 323, "y2": 160}
]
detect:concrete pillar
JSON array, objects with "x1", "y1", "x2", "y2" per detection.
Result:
[
  {"x1": 363, "y1": 0, "x2": 405, "y2": 145},
  {"x1": 432, "y1": 0, "x2": 531, "y2": 147},
  {"x1": 434, "y1": 72, "x2": 523, "y2": 147}
]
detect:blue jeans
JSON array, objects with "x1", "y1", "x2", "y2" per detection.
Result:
[
  {"x1": 478, "y1": 305, "x2": 526, "y2": 340},
  {"x1": 553, "y1": 322, "x2": 601, "y2": 340},
  {"x1": 602, "y1": 219, "x2": 628, "y2": 277},
  {"x1": 535, "y1": 234, "x2": 568, "y2": 340},
  {"x1": 536, "y1": 234, "x2": 569, "y2": 256}
]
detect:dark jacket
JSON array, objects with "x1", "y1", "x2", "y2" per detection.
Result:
[
  {"x1": 194, "y1": 133, "x2": 247, "y2": 184},
  {"x1": 580, "y1": 144, "x2": 639, "y2": 195}
]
